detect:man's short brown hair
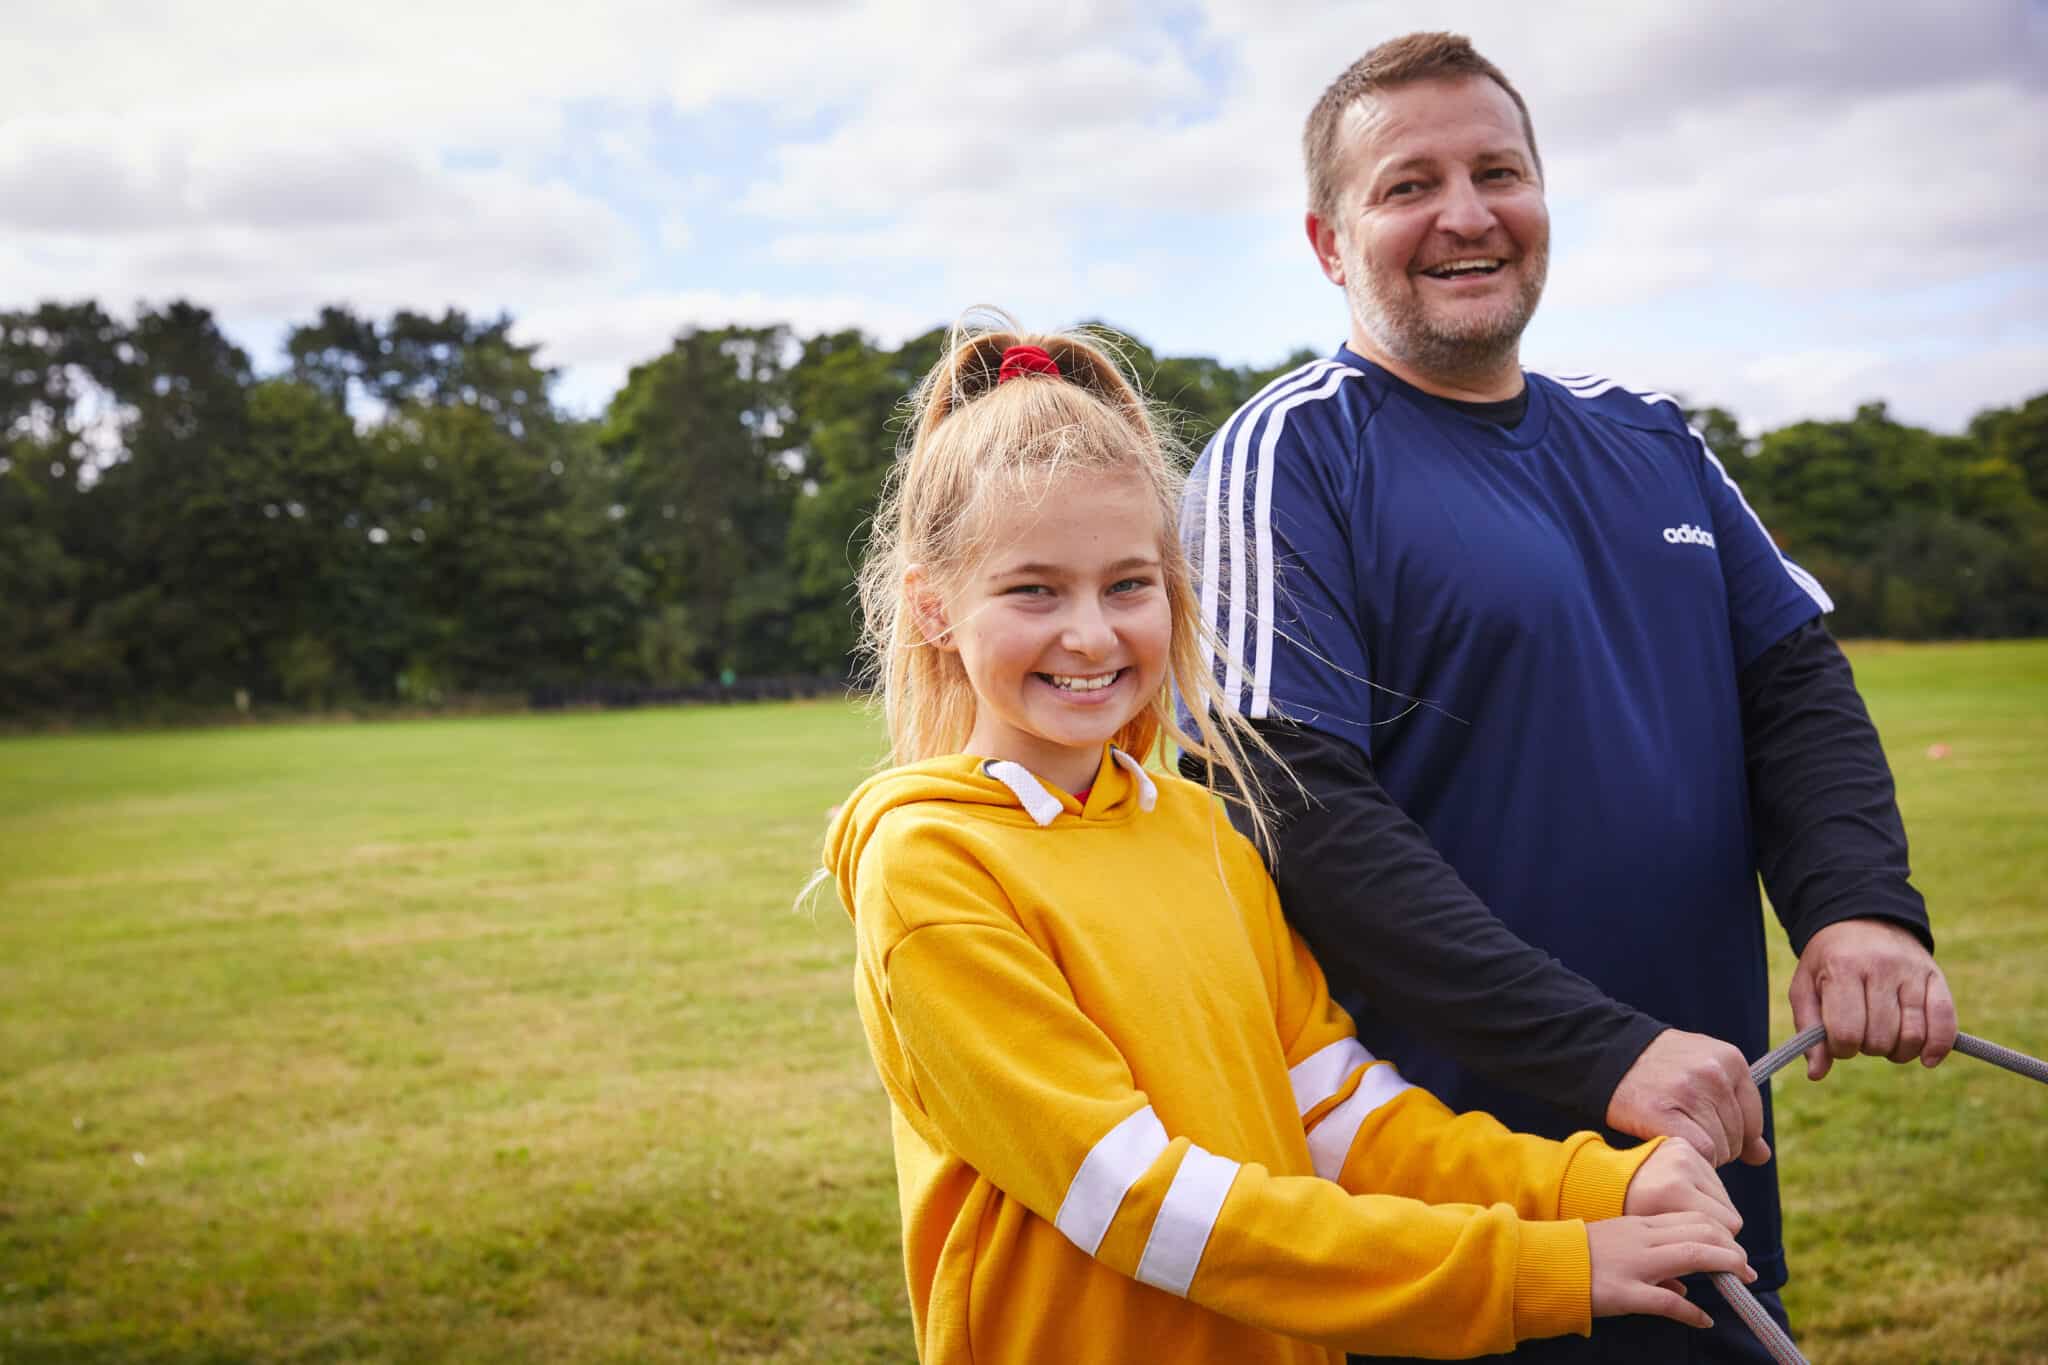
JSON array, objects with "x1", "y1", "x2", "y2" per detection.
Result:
[{"x1": 1303, "y1": 32, "x2": 1541, "y2": 220}]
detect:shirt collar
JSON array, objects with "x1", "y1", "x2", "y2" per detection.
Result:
[{"x1": 980, "y1": 747, "x2": 1157, "y2": 827}]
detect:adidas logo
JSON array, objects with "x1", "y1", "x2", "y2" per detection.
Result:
[{"x1": 1662, "y1": 523, "x2": 1717, "y2": 547}]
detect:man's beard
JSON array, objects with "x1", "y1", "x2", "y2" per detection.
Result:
[{"x1": 1346, "y1": 244, "x2": 1548, "y2": 382}]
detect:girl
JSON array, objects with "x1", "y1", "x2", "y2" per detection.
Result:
[{"x1": 822, "y1": 315, "x2": 1751, "y2": 1363}]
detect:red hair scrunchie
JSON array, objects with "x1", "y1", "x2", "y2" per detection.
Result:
[{"x1": 997, "y1": 344, "x2": 1060, "y2": 385}]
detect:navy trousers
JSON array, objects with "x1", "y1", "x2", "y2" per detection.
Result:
[{"x1": 1350, "y1": 1281, "x2": 1792, "y2": 1363}]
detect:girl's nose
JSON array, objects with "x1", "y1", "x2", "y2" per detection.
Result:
[{"x1": 1061, "y1": 603, "x2": 1116, "y2": 656}]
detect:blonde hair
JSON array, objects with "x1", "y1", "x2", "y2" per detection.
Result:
[
  {"x1": 1304, "y1": 31, "x2": 1541, "y2": 222},
  {"x1": 855, "y1": 309, "x2": 1282, "y2": 845}
]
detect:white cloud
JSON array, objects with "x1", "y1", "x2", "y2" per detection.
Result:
[
  {"x1": 1521, "y1": 335, "x2": 2048, "y2": 435},
  {"x1": 738, "y1": 12, "x2": 1209, "y2": 224},
  {"x1": 1547, "y1": 79, "x2": 2048, "y2": 304},
  {"x1": 0, "y1": 127, "x2": 635, "y2": 325}
]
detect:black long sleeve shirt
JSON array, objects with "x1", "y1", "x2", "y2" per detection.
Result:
[{"x1": 1184, "y1": 616, "x2": 1931, "y2": 1124}]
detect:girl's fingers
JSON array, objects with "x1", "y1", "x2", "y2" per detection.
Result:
[
  {"x1": 1632, "y1": 1283, "x2": 1713, "y2": 1330},
  {"x1": 1647, "y1": 1239, "x2": 1754, "y2": 1284},
  {"x1": 1692, "y1": 1173, "x2": 1741, "y2": 1231}
]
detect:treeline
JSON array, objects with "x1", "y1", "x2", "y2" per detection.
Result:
[
  {"x1": 2, "y1": 299, "x2": 2044, "y2": 718},
  {"x1": 0, "y1": 301, "x2": 1309, "y2": 716},
  {"x1": 1694, "y1": 400, "x2": 2048, "y2": 639}
]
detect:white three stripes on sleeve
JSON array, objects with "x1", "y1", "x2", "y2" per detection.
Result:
[
  {"x1": 1052, "y1": 1104, "x2": 1243, "y2": 1299},
  {"x1": 1051, "y1": 1051, "x2": 1413, "y2": 1295},
  {"x1": 1197, "y1": 360, "x2": 1359, "y2": 718},
  {"x1": 1287, "y1": 1038, "x2": 1415, "y2": 1183},
  {"x1": 1224, "y1": 362, "x2": 1342, "y2": 707},
  {"x1": 1202, "y1": 362, "x2": 1336, "y2": 707},
  {"x1": 1054, "y1": 1105, "x2": 1168, "y2": 1256},
  {"x1": 1251, "y1": 367, "x2": 1358, "y2": 718},
  {"x1": 1135, "y1": 1147, "x2": 1238, "y2": 1297}
]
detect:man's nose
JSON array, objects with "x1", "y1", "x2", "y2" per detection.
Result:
[{"x1": 1436, "y1": 175, "x2": 1496, "y2": 238}]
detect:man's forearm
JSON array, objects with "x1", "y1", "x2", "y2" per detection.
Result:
[
  {"x1": 1740, "y1": 617, "x2": 1932, "y2": 954},
  {"x1": 1188, "y1": 720, "x2": 1666, "y2": 1122}
]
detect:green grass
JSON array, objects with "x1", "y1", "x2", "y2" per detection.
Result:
[
  {"x1": 2, "y1": 641, "x2": 2044, "y2": 1363},
  {"x1": 0, "y1": 704, "x2": 900, "y2": 1363},
  {"x1": 1765, "y1": 641, "x2": 2048, "y2": 1362}
]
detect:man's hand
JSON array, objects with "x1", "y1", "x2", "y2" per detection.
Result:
[
  {"x1": 1588, "y1": 1214, "x2": 1755, "y2": 1329},
  {"x1": 1622, "y1": 1141, "x2": 1742, "y2": 1233},
  {"x1": 1605, "y1": 1030, "x2": 1770, "y2": 1168},
  {"x1": 1789, "y1": 918, "x2": 1957, "y2": 1080}
]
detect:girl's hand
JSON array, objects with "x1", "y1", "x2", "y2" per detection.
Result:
[
  {"x1": 1588, "y1": 1214, "x2": 1755, "y2": 1328},
  {"x1": 1622, "y1": 1140, "x2": 1741, "y2": 1233}
]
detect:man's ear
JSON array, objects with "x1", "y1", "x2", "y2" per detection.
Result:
[
  {"x1": 1306, "y1": 210, "x2": 1347, "y2": 287},
  {"x1": 904, "y1": 565, "x2": 957, "y2": 652}
]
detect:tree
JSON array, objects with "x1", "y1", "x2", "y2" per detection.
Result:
[
  {"x1": 1969, "y1": 393, "x2": 2048, "y2": 504},
  {"x1": 1680, "y1": 403, "x2": 1749, "y2": 461},
  {"x1": 227, "y1": 378, "x2": 384, "y2": 702},
  {"x1": 3, "y1": 300, "x2": 2040, "y2": 720},
  {"x1": 287, "y1": 305, "x2": 558, "y2": 437},
  {"x1": 1147, "y1": 349, "x2": 1320, "y2": 454},
  {"x1": 74, "y1": 301, "x2": 258, "y2": 706},
  {"x1": 602, "y1": 326, "x2": 797, "y2": 680},
  {"x1": 0, "y1": 302, "x2": 131, "y2": 709},
  {"x1": 1743, "y1": 401, "x2": 2048, "y2": 637},
  {"x1": 367, "y1": 404, "x2": 635, "y2": 693},
  {"x1": 286, "y1": 304, "x2": 636, "y2": 696},
  {"x1": 782, "y1": 326, "x2": 945, "y2": 674}
]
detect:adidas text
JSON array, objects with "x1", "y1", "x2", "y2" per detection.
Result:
[{"x1": 1662, "y1": 523, "x2": 1717, "y2": 547}]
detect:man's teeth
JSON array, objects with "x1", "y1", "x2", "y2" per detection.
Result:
[
  {"x1": 1045, "y1": 672, "x2": 1119, "y2": 691},
  {"x1": 1424, "y1": 258, "x2": 1504, "y2": 277}
]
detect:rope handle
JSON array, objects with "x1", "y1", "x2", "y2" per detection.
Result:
[{"x1": 1707, "y1": 1026, "x2": 2048, "y2": 1364}]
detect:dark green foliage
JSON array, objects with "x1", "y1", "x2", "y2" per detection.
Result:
[
  {"x1": 781, "y1": 326, "x2": 946, "y2": 674},
  {"x1": 1969, "y1": 393, "x2": 2048, "y2": 503},
  {"x1": 601, "y1": 325, "x2": 797, "y2": 682},
  {"x1": 0, "y1": 296, "x2": 2041, "y2": 717},
  {"x1": 1727, "y1": 402, "x2": 2048, "y2": 638}
]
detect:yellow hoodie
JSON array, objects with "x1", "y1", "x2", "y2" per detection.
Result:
[{"x1": 824, "y1": 746, "x2": 1659, "y2": 1363}]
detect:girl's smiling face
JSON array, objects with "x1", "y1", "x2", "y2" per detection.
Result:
[{"x1": 918, "y1": 468, "x2": 1171, "y2": 796}]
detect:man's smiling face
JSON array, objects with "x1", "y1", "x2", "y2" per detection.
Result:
[{"x1": 1314, "y1": 74, "x2": 1550, "y2": 390}]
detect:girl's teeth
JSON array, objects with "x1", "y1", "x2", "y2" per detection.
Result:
[{"x1": 1048, "y1": 672, "x2": 1117, "y2": 691}]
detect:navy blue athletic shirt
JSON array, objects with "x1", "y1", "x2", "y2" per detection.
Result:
[{"x1": 1184, "y1": 346, "x2": 1834, "y2": 1290}]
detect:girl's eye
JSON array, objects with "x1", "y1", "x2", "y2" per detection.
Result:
[
  {"x1": 1109, "y1": 577, "x2": 1153, "y2": 595},
  {"x1": 1004, "y1": 584, "x2": 1051, "y2": 597}
]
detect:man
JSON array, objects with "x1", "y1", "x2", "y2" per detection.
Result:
[{"x1": 1182, "y1": 32, "x2": 1956, "y2": 1362}]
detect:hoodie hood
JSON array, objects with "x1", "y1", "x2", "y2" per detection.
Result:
[{"x1": 822, "y1": 746, "x2": 1159, "y2": 923}]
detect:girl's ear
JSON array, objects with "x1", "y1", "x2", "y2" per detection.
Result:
[{"x1": 904, "y1": 565, "x2": 957, "y2": 652}]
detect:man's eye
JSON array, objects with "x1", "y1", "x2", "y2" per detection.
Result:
[
  {"x1": 1480, "y1": 167, "x2": 1518, "y2": 183},
  {"x1": 1385, "y1": 179, "x2": 1424, "y2": 199}
]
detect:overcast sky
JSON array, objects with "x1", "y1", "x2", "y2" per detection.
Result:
[{"x1": 6, "y1": 1, "x2": 2044, "y2": 432}]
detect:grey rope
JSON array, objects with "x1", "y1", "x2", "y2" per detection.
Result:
[{"x1": 1708, "y1": 1026, "x2": 2048, "y2": 1364}]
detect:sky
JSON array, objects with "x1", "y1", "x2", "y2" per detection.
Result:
[{"x1": 4, "y1": 0, "x2": 2045, "y2": 433}]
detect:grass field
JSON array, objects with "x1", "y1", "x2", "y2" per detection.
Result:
[{"x1": 2, "y1": 640, "x2": 2044, "y2": 1363}]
